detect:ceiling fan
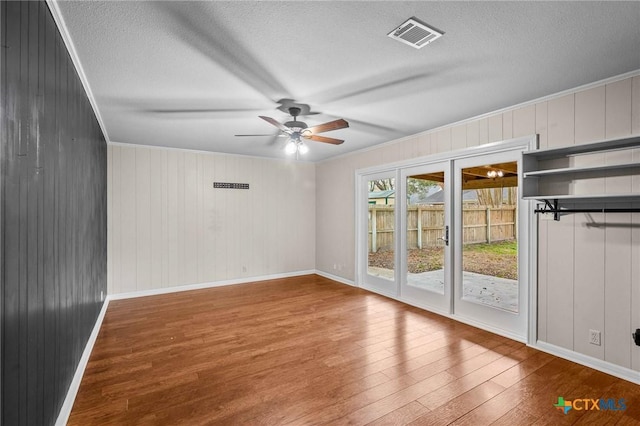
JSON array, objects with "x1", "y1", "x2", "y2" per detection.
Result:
[{"x1": 238, "y1": 107, "x2": 349, "y2": 156}]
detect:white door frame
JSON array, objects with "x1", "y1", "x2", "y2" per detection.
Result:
[{"x1": 355, "y1": 136, "x2": 538, "y2": 345}]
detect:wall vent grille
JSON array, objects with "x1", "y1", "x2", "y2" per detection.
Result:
[{"x1": 388, "y1": 18, "x2": 443, "y2": 49}]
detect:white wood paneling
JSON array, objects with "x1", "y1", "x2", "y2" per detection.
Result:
[
  {"x1": 451, "y1": 124, "x2": 467, "y2": 150},
  {"x1": 108, "y1": 146, "x2": 315, "y2": 293},
  {"x1": 632, "y1": 208, "x2": 640, "y2": 372},
  {"x1": 632, "y1": 77, "x2": 640, "y2": 193},
  {"x1": 574, "y1": 87, "x2": 605, "y2": 194},
  {"x1": 573, "y1": 211, "x2": 604, "y2": 360},
  {"x1": 466, "y1": 121, "x2": 480, "y2": 147},
  {"x1": 479, "y1": 118, "x2": 489, "y2": 145},
  {"x1": 417, "y1": 134, "x2": 431, "y2": 157},
  {"x1": 488, "y1": 114, "x2": 503, "y2": 143},
  {"x1": 545, "y1": 213, "x2": 575, "y2": 348},
  {"x1": 135, "y1": 147, "x2": 151, "y2": 291},
  {"x1": 513, "y1": 105, "x2": 535, "y2": 138},
  {"x1": 120, "y1": 145, "x2": 137, "y2": 291},
  {"x1": 537, "y1": 217, "x2": 548, "y2": 342},
  {"x1": 435, "y1": 129, "x2": 452, "y2": 153},
  {"x1": 535, "y1": 102, "x2": 548, "y2": 149},
  {"x1": 502, "y1": 110, "x2": 513, "y2": 140},
  {"x1": 149, "y1": 149, "x2": 163, "y2": 287},
  {"x1": 605, "y1": 78, "x2": 633, "y2": 194},
  {"x1": 548, "y1": 94, "x2": 575, "y2": 148},
  {"x1": 604, "y1": 209, "x2": 632, "y2": 369}
]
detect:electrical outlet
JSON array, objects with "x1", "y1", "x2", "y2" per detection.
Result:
[{"x1": 589, "y1": 329, "x2": 601, "y2": 346}]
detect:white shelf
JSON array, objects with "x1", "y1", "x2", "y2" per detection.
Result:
[
  {"x1": 523, "y1": 194, "x2": 640, "y2": 203},
  {"x1": 522, "y1": 134, "x2": 640, "y2": 205},
  {"x1": 523, "y1": 161, "x2": 640, "y2": 178}
]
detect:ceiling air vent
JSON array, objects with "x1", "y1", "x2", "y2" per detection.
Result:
[{"x1": 387, "y1": 18, "x2": 443, "y2": 49}]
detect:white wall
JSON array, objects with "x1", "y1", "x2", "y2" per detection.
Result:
[
  {"x1": 316, "y1": 72, "x2": 640, "y2": 372},
  {"x1": 107, "y1": 145, "x2": 315, "y2": 294}
]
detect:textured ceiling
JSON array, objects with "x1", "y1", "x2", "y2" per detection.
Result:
[{"x1": 54, "y1": 1, "x2": 640, "y2": 162}]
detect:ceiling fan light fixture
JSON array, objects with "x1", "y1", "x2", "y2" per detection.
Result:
[
  {"x1": 285, "y1": 141, "x2": 297, "y2": 155},
  {"x1": 298, "y1": 142, "x2": 309, "y2": 155}
]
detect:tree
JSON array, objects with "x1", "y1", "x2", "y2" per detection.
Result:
[
  {"x1": 406, "y1": 178, "x2": 438, "y2": 198},
  {"x1": 368, "y1": 178, "x2": 394, "y2": 192}
]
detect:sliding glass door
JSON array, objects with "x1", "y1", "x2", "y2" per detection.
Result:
[
  {"x1": 453, "y1": 150, "x2": 528, "y2": 340},
  {"x1": 356, "y1": 137, "x2": 534, "y2": 342},
  {"x1": 399, "y1": 162, "x2": 452, "y2": 314},
  {"x1": 360, "y1": 171, "x2": 398, "y2": 297}
]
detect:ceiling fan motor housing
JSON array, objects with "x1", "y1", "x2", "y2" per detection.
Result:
[
  {"x1": 284, "y1": 120, "x2": 308, "y2": 130},
  {"x1": 285, "y1": 107, "x2": 307, "y2": 129}
]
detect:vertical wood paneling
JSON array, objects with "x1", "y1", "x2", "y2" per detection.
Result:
[
  {"x1": 538, "y1": 211, "x2": 575, "y2": 348},
  {"x1": 573, "y1": 211, "x2": 604, "y2": 360},
  {"x1": 605, "y1": 78, "x2": 633, "y2": 194},
  {"x1": 435, "y1": 128, "x2": 452, "y2": 153},
  {"x1": 149, "y1": 148, "x2": 163, "y2": 287},
  {"x1": 604, "y1": 210, "x2": 632, "y2": 368},
  {"x1": 451, "y1": 124, "x2": 466, "y2": 150},
  {"x1": 184, "y1": 152, "x2": 198, "y2": 284},
  {"x1": 166, "y1": 150, "x2": 179, "y2": 286},
  {"x1": 478, "y1": 117, "x2": 489, "y2": 145},
  {"x1": 466, "y1": 121, "x2": 480, "y2": 147},
  {"x1": 632, "y1": 77, "x2": 640, "y2": 193},
  {"x1": 110, "y1": 146, "x2": 121, "y2": 294},
  {"x1": 574, "y1": 86, "x2": 605, "y2": 193},
  {"x1": 108, "y1": 146, "x2": 316, "y2": 293},
  {"x1": 535, "y1": 102, "x2": 548, "y2": 149},
  {"x1": 632, "y1": 208, "x2": 640, "y2": 372},
  {"x1": 487, "y1": 114, "x2": 502, "y2": 142},
  {"x1": 537, "y1": 217, "x2": 548, "y2": 342},
  {"x1": 135, "y1": 147, "x2": 151, "y2": 290},
  {"x1": 1, "y1": 2, "x2": 107, "y2": 424},
  {"x1": 417, "y1": 134, "x2": 431, "y2": 157},
  {"x1": 547, "y1": 94, "x2": 575, "y2": 148},
  {"x1": 119, "y1": 146, "x2": 137, "y2": 290},
  {"x1": 575, "y1": 86, "x2": 605, "y2": 144},
  {"x1": 502, "y1": 110, "x2": 513, "y2": 139}
]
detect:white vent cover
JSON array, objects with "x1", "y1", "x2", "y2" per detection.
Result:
[{"x1": 388, "y1": 18, "x2": 443, "y2": 49}]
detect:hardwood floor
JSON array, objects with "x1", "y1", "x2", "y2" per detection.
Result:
[{"x1": 68, "y1": 275, "x2": 640, "y2": 425}]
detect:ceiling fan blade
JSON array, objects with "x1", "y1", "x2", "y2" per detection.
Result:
[
  {"x1": 259, "y1": 116, "x2": 292, "y2": 134},
  {"x1": 149, "y1": 108, "x2": 261, "y2": 114},
  {"x1": 305, "y1": 134, "x2": 344, "y2": 145},
  {"x1": 235, "y1": 134, "x2": 287, "y2": 137},
  {"x1": 305, "y1": 119, "x2": 349, "y2": 135}
]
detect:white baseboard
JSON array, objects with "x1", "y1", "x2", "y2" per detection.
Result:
[
  {"x1": 314, "y1": 270, "x2": 356, "y2": 287},
  {"x1": 533, "y1": 341, "x2": 640, "y2": 385},
  {"x1": 108, "y1": 270, "x2": 316, "y2": 300},
  {"x1": 55, "y1": 298, "x2": 110, "y2": 426}
]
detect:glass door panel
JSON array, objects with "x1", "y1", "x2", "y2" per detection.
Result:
[
  {"x1": 400, "y1": 162, "x2": 451, "y2": 314},
  {"x1": 454, "y1": 152, "x2": 527, "y2": 340},
  {"x1": 361, "y1": 172, "x2": 398, "y2": 297}
]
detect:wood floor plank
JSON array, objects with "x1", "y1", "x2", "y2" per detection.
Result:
[{"x1": 67, "y1": 275, "x2": 640, "y2": 425}]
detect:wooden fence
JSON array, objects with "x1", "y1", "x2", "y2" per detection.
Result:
[{"x1": 369, "y1": 205, "x2": 516, "y2": 252}]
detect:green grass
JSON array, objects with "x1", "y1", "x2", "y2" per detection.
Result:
[{"x1": 463, "y1": 240, "x2": 517, "y2": 255}]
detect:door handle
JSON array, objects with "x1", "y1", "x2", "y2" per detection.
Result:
[{"x1": 440, "y1": 225, "x2": 449, "y2": 246}]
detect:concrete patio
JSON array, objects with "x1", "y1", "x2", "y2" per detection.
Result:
[{"x1": 367, "y1": 267, "x2": 518, "y2": 313}]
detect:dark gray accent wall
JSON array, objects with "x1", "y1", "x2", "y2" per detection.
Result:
[{"x1": 1, "y1": 1, "x2": 107, "y2": 425}]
